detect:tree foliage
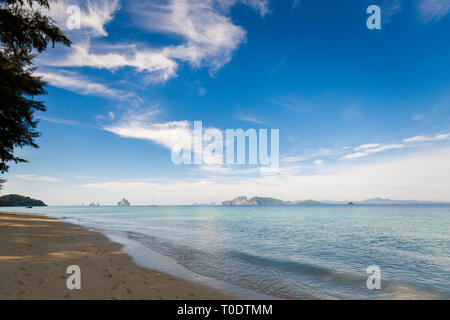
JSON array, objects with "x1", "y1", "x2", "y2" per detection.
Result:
[
  {"x1": 0, "y1": 193, "x2": 46, "y2": 206},
  {"x1": 0, "y1": 0, "x2": 71, "y2": 174}
]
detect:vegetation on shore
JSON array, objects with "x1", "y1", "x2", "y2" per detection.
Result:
[
  {"x1": 0, "y1": 0, "x2": 71, "y2": 186},
  {"x1": 0, "y1": 194, "x2": 46, "y2": 206}
]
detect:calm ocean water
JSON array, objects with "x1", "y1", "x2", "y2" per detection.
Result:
[{"x1": 3, "y1": 205, "x2": 449, "y2": 299}]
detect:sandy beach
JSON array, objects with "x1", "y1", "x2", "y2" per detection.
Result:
[{"x1": 0, "y1": 211, "x2": 233, "y2": 300}]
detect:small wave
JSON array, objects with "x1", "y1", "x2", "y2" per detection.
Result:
[{"x1": 230, "y1": 250, "x2": 365, "y2": 285}]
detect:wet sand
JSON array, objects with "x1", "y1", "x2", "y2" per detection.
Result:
[{"x1": 0, "y1": 211, "x2": 233, "y2": 300}]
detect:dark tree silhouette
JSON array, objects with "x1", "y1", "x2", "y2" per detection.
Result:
[{"x1": 0, "y1": 0, "x2": 71, "y2": 176}]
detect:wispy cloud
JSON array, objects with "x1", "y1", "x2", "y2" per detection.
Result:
[
  {"x1": 104, "y1": 110, "x2": 266, "y2": 170},
  {"x1": 313, "y1": 159, "x2": 323, "y2": 165},
  {"x1": 130, "y1": 0, "x2": 250, "y2": 73},
  {"x1": 341, "y1": 105, "x2": 363, "y2": 122},
  {"x1": 342, "y1": 144, "x2": 405, "y2": 160},
  {"x1": 291, "y1": 0, "x2": 301, "y2": 9},
  {"x1": 403, "y1": 133, "x2": 450, "y2": 143},
  {"x1": 38, "y1": 70, "x2": 128, "y2": 99},
  {"x1": 282, "y1": 148, "x2": 344, "y2": 164},
  {"x1": 236, "y1": 114, "x2": 269, "y2": 125},
  {"x1": 106, "y1": 120, "x2": 192, "y2": 152},
  {"x1": 286, "y1": 132, "x2": 450, "y2": 164},
  {"x1": 103, "y1": 107, "x2": 191, "y2": 152},
  {"x1": 16, "y1": 175, "x2": 62, "y2": 182},
  {"x1": 43, "y1": 0, "x2": 268, "y2": 84},
  {"x1": 342, "y1": 152, "x2": 370, "y2": 160},
  {"x1": 416, "y1": 0, "x2": 450, "y2": 22},
  {"x1": 271, "y1": 96, "x2": 314, "y2": 113},
  {"x1": 366, "y1": 144, "x2": 405, "y2": 153},
  {"x1": 282, "y1": 155, "x2": 307, "y2": 163},
  {"x1": 381, "y1": 0, "x2": 403, "y2": 24},
  {"x1": 37, "y1": 115, "x2": 81, "y2": 126},
  {"x1": 46, "y1": 43, "x2": 178, "y2": 83},
  {"x1": 78, "y1": 146, "x2": 450, "y2": 204},
  {"x1": 354, "y1": 143, "x2": 380, "y2": 151},
  {"x1": 43, "y1": 0, "x2": 120, "y2": 37}
]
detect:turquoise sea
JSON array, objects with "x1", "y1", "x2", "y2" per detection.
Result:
[{"x1": 2, "y1": 205, "x2": 449, "y2": 299}]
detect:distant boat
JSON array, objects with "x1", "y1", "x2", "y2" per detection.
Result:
[
  {"x1": 26, "y1": 206, "x2": 32, "y2": 208},
  {"x1": 347, "y1": 202, "x2": 354, "y2": 205}
]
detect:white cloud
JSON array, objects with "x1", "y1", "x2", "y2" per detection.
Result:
[
  {"x1": 342, "y1": 152, "x2": 369, "y2": 160},
  {"x1": 354, "y1": 143, "x2": 380, "y2": 151},
  {"x1": 106, "y1": 120, "x2": 192, "y2": 151},
  {"x1": 416, "y1": 0, "x2": 450, "y2": 22},
  {"x1": 282, "y1": 155, "x2": 306, "y2": 163},
  {"x1": 43, "y1": 0, "x2": 120, "y2": 37},
  {"x1": 104, "y1": 113, "x2": 265, "y2": 169},
  {"x1": 283, "y1": 148, "x2": 344, "y2": 164},
  {"x1": 104, "y1": 108, "x2": 192, "y2": 152},
  {"x1": 38, "y1": 70, "x2": 126, "y2": 99},
  {"x1": 16, "y1": 175, "x2": 62, "y2": 183},
  {"x1": 403, "y1": 133, "x2": 450, "y2": 143},
  {"x1": 80, "y1": 0, "x2": 120, "y2": 36},
  {"x1": 237, "y1": 115, "x2": 269, "y2": 125},
  {"x1": 47, "y1": 43, "x2": 178, "y2": 83},
  {"x1": 42, "y1": 0, "x2": 268, "y2": 83},
  {"x1": 37, "y1": 115, "x2": 81, "y2": 126},
  {"x1": 241, "y1": 0, "x2": 270, "y2": 15},
  {"x1": 289, "y1": 132, "x2": 450, "y2": 164},
  {"x1": 343, "y1": 144, "x2": 404, "y2": 160},
  {"x1": 313, "y1": 159, "x2": 323, "y2": 166},
  {"x1": 78, "y1": 146, "x2": 450, "y2": 204},
  {"x1": 367, "y1": 144, "x2": 405, "y2": 153},
  {"x1": 131, "y1": 0, "x2": 249, "y2": 73}
]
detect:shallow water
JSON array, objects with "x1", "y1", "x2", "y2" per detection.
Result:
[{"x1": 3, "y1": 204, "x2": 449, "y2": 299}]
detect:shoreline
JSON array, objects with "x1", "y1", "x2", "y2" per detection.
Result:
[
  {"x1": 101, "y1": 231, "x2": 274, "y2": 300},
  {"x1": 0, "y1": 211, "x2": 236, "y2": 299}
]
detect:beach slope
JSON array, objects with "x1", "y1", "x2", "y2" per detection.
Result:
[{"x1": 0, "y1": 211, "x2": 232, "y2": 300}]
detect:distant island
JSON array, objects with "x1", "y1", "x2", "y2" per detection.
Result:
[
  {"x1": 355, "y1": 197, "x2": 440, "y2": 204},
  {"x1": 221, "y1": 196, "x2": 449, "y2": 206},
  {"x1": 322, "y1": 197, "x2": 448, "y2": 204},
  {"x1": 0, "y1": 194, "x2": 47, "y2": 207},
  {"x1": 222, "y1": 196, "x2": 323, "y2": 206},
  {"x1": 118, "y1": 198, "x2": 130, "y2": 206}
]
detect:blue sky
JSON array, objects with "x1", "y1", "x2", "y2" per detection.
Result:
[{"x1": 3, "y1": 0, "x2": 450, "y2": 205}]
